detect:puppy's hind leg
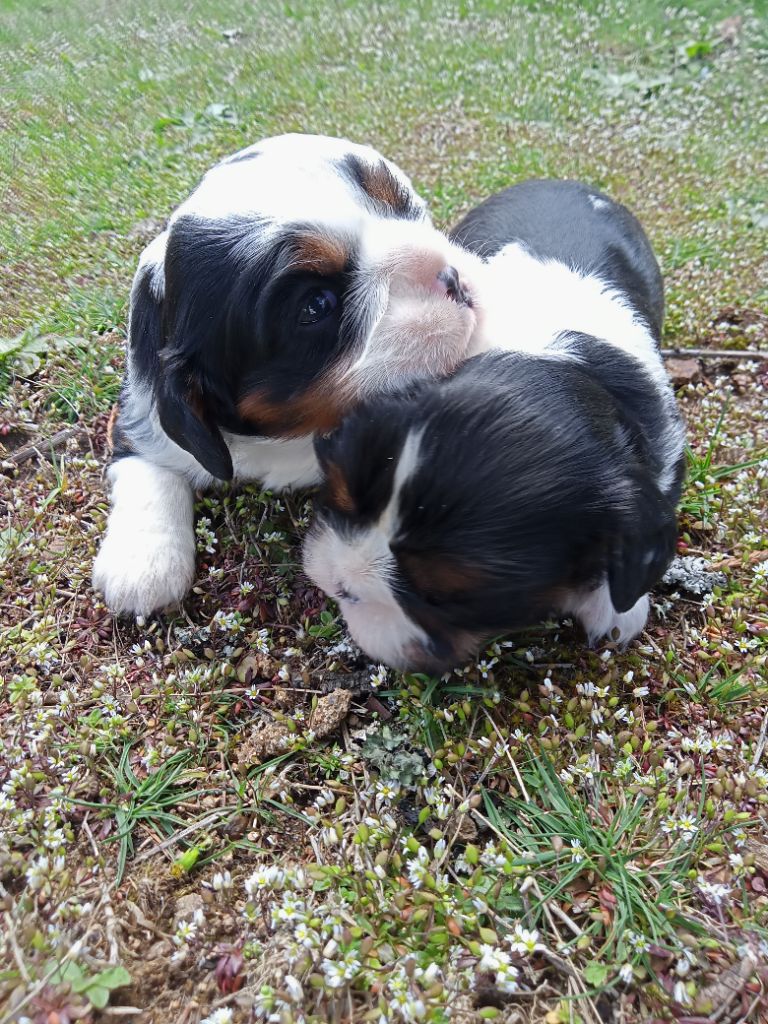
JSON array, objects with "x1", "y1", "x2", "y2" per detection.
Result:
[{"x1": 93, "y1": 456, "x2": 196, "y2": 617}]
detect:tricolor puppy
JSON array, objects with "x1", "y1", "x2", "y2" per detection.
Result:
[
  {"x1": 304, "y1": 180, "x2": 686, "y2": 671},
  {"x1": 93, "y1": 134, "x2": 486, "y2": 616}
]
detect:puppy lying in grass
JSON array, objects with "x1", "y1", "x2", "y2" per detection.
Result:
[{"x1": 304, "y1": 180, "x2": 685, "y2": 671}]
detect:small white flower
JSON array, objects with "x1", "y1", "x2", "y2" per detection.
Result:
[
  {"x1": 626, "y1": 931, "x2": 650, "y2": 954},
  {"x1": 201, "y1": 1009, "x2": 233, "y2": 1024},
  {"x1": 496, "y1": 961, "x2": 520, "y2": 994},
  {"x1": 284, "y1": 975, "x2": 303, "y2": 1002},
  {"x1": 211, "y1": 870, "x2": 232, "y2": 892},
  {"x1": 478, "y1": 944, "x2": 510, "y2": 972},
  {"x1": 618, "y1": 963, "x2": 634, "y2": 984},
  {"x1": 570, "y1": 839, "x2": 585, "y2": 864},
  {"x1": 509, "y1": 924, "x2": 542, "y2": 955},
  {"x1": 673, "y1": 980, "x2": 691, "y2": 1006}
]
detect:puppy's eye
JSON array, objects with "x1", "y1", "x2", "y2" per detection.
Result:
[{"x1": 298, "y1": 287, "x2": 339, "y2": 325}]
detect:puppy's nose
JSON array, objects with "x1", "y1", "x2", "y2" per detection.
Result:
[{"x1": 436, "y1": 265, "x2": 472, "y2": 308}]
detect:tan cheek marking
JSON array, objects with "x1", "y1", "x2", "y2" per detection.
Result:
[
  {"x1": 399, "y1": 551, "x2": 487, "y2": 598},
  {"x1": 323, "y1": 461, "x2": 357, "y2": 515},
  {"x1": 238, "y1": 381, "x2": 350, "y2": 438}
]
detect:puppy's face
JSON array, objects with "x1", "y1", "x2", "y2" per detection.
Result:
[
  {"x1": 303, "y1": 349, "x2": 679, "y2": 672},
  {"x1": 130, "y1": 134, "x2": 484, "y2": 478}
]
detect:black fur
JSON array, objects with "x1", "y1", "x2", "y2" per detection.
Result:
[
  {"x1": 315, "y1": 345, "x2": 682, "y2": 667},
  {"x1": 450, "y1": 180, "x2": 664, "y2": 342},
  {"x1": 127, "y1": 216, "x2": 363, "y2": 478}
]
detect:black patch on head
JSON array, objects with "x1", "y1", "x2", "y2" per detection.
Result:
[
  {"x1": 338, "y1": 154, "x2": 423, "y2": 221},
  {"x1": 315, "y1": 345, "x2": 682, "y2": 662},
  {"x1": 450, "y1": 179, "x2": 664, "y2": 342},
  {"x1": 126, "y1": 215, "x2": 368, "y2": 474}
]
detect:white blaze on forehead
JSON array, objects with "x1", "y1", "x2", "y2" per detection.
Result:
[
  {"x1": 303, "y1": 428, "x2": 429, "y2": 667},
  {"x1": 171, "y1": 133, "x2": 427, "y2": 229}
]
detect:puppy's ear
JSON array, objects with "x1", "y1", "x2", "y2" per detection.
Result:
[
  {"x1": 129, "y1": 268, "x2": 234, "y2": 481},
  {"x1": 608, "y1": 471, "x2": 677, "y2": 613},
  {"x1": 156, "y1": 362, "x2": 234, "y2": 481}
]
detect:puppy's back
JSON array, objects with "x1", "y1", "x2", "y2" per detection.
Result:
[{"x1": 450, "y1": 179, "x2": 663, "y2": 342}]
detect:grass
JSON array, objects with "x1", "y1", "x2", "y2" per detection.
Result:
[
  {"x1": 681, "y1": 402, "x2": 768, "y2": 525},
  {"x1": 1, "y1": 1, "x2": 768, "y2": 1023}
]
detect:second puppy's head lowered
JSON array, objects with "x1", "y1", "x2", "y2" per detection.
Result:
[{"x1": 303, "y1": 344, "x2": 682, "y2": 671}]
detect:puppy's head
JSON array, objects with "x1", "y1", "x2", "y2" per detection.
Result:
[
  {"x1": 128, "y1": 133, "x2": 484, "y2": 479},
  {"x1": 303, "y1": 348, "x2": 678, "y2": 672}
]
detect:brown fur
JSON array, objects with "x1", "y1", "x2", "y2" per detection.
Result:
[
  {"x1": 237, "y1": 380, "x2": 349, "y2": 438},
  {"x1": 323, "y1": 461, "x2": 357, "y2": 515},
  {"x1": 398, "y1": 550, "x2": 487, "y2": 598},
  {"x1": 292, "y1": 234, "x2": 348, "y2": 275},
  {"x1": 360, "y1": 161, "x2": 411, "y2": 216}
]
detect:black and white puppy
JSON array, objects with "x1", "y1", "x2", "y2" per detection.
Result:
[
  {"x1": 93, "y1": 134, "x2": 488, "y2": 616},
  {"x1": 303, "y1": 180, "x2": 686, "y2": 671}
]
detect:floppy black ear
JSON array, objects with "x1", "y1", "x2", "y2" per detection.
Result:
[
  {"x1": 156, "y1": 364, "x2": 234, "y2": 481},
  {"x1": 128, "y1": 266, "x2": 234, "y2": 481},
  {"x1": 608, "y1": 471, "x2": 678, "y2": 613}
]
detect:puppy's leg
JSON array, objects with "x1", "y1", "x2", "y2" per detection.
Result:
[
  {"x1": 93, "y1": 456, "x2": 196, "y2": 616},
  {"x1": 562, "y1": 581, "x2": 649, "y2": 646}
]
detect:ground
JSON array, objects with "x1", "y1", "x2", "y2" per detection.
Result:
[{"x1": 1, "y1": 1, "x2": 767, "y2": 1022}]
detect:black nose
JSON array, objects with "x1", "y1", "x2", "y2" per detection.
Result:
[{"x1": 437, "y1": 265, "x2": 472, "y2": 308}]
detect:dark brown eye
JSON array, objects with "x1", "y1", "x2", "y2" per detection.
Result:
[{"x1": 298, "y1": 287, "x2": 338, "y2": 325}]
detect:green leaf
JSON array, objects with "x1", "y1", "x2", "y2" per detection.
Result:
[
  {"x1": 86, "y1": 984, "x2": 110, "y2": 1009},
  {"x1": 583, "y1": 961, "x2": 609, "y2": 987},
  {"x1": 95, "y1": 965, "x2": 132, "y2": 989}
]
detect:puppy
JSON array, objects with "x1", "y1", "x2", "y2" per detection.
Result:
[
  {"x1": 93, "y1": 134, "x2": 486, "y2": 616},
  {"x1": 303, "y1": 180, "x2": 686, "y2": 671}
]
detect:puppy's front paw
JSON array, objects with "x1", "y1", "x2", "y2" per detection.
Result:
[
  {"x1": 93, "y1": 528, "x2": 196, "y2": 617},
  {"x1": 564, "y1": 583, "x2": 649, "y2": 647}
]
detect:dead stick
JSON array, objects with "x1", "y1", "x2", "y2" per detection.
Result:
[
  {"x1": 661, "y1": 348, "x2": 767, "y2": 360},
  {"x1": 1, "y1": 425, "x2": 87, "y2": 468}
]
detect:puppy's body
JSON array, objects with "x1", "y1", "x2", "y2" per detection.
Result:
[
  {"x1": 94, "y1": 134, "x2": 484, "y2": 615},
  {"x1": 304, "y1": 181, "x2": 686, "y2": 670}
]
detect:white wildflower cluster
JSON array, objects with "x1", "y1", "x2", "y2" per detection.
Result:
[
  {"x1": 212, "y1": 609, "x2": 246, "y2": 635},
  {"x1": 245, "y1": 864, "x2": 307, "y2": 897},
  {"x1": 172, "y1": 907, "x2": 205, "y2": 960},
  {"x1": 26, "y1": 853, "x2": 66, "y2": 896},
  {"x1": 660, "y1": 814, "x2": 699, "y2": 842},
  {"x1": 195, "y1": 516, "x2": 217, "y2": 554},
  {"x1": 680, "y1": 727, "x2": 734, "y2": 754},
  {"x1": 476, "y1": 942, "x2": 520, "y2": 994},
  {"x1": 370, "y1": 664, "x2": 388, "y2": 689},
  {"x1": 253, "y1": 627, "x2": 272, "y2": 655},
  {"x1": 262, "y1": 530, "x2": 284, "y2": 544},
  {"x1": 422, "y1": 785, "x2": 452, "y2": 821}
]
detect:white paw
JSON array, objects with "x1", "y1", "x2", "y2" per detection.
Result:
[
  {"x1": 93, "y1": 528, "x2": 196, "y2": 617},
  {"x1": 93, "y1": 455, "x2": 196, "y2": 617},
  {"x1": 562, "y1": 582, "x2": 649, "y2": 646}
]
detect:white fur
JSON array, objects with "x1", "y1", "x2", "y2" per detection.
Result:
[
  {"x1": 304, "y1": 429, "x2": 428, "y2": 667},
  {"x1": 92, "y1": 457, "x2": 196, "y2": 616},
  {"x1": 472, "y1": 243, "x2": 665, "y2": 383},
  {"x1": 470, "y1": 243, "x2": 685, "y2": 493},
  {"x1": 177, "y1": 133, "x2": 427, "y2": 229},
  {"x1": 560, "y1": 581, "x2": 650, "y2": 645}
]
